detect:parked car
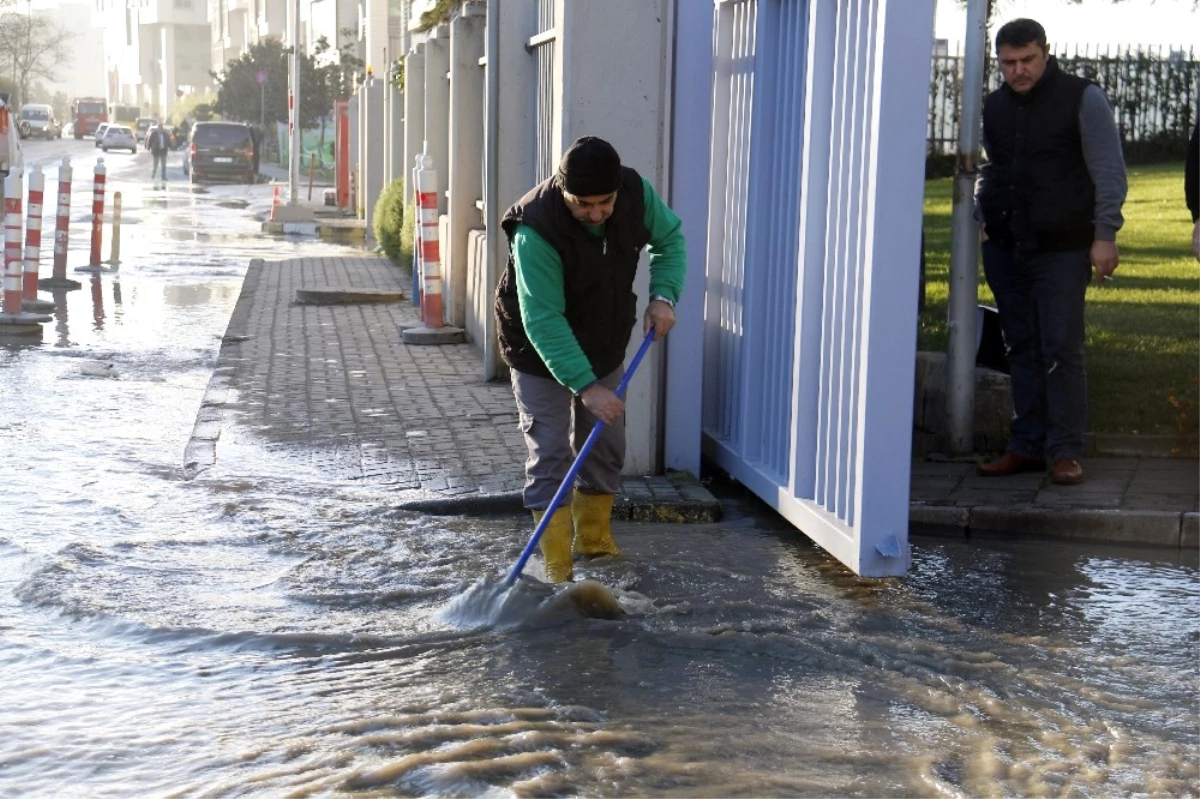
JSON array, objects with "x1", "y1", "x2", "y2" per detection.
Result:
[
  {"x1": 101, "y1": 125, "x2": 138, "y2": 154},
  {"x1": 93, "y1": 123, "x2": 111, "y2": 147},
  {"x1": 17, "y1": 104, "x2": 62, "y2": 139},
  {"x1": 186, "y1": 121, "x2": 256, "y2": 184}
]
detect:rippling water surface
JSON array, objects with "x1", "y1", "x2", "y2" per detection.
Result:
[{"x1": 1, "y1": 141, "x2": 1197, "y2": 798}]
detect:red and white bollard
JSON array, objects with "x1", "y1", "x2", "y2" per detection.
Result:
[
  {"x1": 76, "y1": 157, "x2": 109, "y2": 274},
  {"x1": 415, "y1": 155, "x2": 444, "y2": 329},
  {"x1": 400, "y1": 155, "x2": 463, "y2": 345},
  {"x1": 0, "y1": 169, "x2": 50, "y2": 335},
  {"x1": 22, "y1": 166, "x2": 53, "y2": 312},
  {"x1": 88, "y1": 158, "x2": 106, "y2": 268},
  {"x1": 42, "y1": 155, "x2": 80, "y2": 290},
  {"x1": 3, "y1": 173, "x2": 23, "y2": 315}
]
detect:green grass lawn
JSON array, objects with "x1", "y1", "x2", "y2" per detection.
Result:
[{"x1": 920, "y1": 162, "x2": 1199, "y2": 436}]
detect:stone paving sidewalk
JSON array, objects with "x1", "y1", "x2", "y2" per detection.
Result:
[
  {"x1": 188, "y1": 254, "x2": 1196, "y2": 548},
  {"x1": 910, "y1": 458, "x2": 1198, "y2": 548},
  {"x1": 185, "y1": 254, "x2": 720, "y2": 521}
]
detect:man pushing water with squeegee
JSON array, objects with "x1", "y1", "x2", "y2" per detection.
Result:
[{"x1": 494, "y1": 136, "x2": 687, "y2": 583}]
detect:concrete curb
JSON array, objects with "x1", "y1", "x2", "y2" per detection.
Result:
[
  {"x1": 393, "y1": 492, "x2": 524, "y2": 515},
  {"x1": 183, "y1": 259, "x2": 263, "y2": 480},
  {"x1": 261, "y1": 220, "x2": 367, "y2": 245},
  {"x1": 391, "y1": 475, "x2": 724, "y2": 523},
  {"x1": 910, "y1": 502, "x2": 1197, "y2": 548},
  {"x1": 295, "y1": 287, "x2": 405, "y2": 305}
]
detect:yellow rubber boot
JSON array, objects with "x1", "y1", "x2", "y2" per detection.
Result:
[
  {"x1": 571, "y1": 490, "x2": 622, "y2": 557},
  {"x1": 532, "y1": 507, "x2": 574, "y2": 583}
]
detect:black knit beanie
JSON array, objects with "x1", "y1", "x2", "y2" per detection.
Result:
[{"x1": 556, "y1": 136, "x2": 621, "y2": 197}]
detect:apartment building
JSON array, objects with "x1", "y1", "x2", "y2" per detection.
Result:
[{"x1": 97, "y1": 0, "x2": 212, "y2": 118}]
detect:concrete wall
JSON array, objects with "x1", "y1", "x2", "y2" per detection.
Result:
[
  {"x1": 402, "y1": 47, "x2": 426, "y2": 206},
  {"x1": 556, "y1": 0, "x2": 670, "y2": 475},
  {"x1": 422, "y1": 28, "x2": 449, "y2": 215},
  {"x1": 663, "y1": 0, "x2": 709, "y2": 478},
  {"x1": 447, "y1": 12, "x2": 484, "y2": 329},
  {"x1": 466, "y1": 229, "x2": 488, "y2": 347},
  {"x1": 362, "y1": 80, "x2": 384, "y2": 242}
]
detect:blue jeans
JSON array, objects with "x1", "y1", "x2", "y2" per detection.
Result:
[
  {"x1": 981, "y1": 242, "x2": 1091, "y2": 460},
  {"x1": 152, "y1": 152, "x2": 168, "y2": 181}
]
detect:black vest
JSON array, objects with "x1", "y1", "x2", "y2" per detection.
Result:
[
  {"x1": 979, "y1": 58, "x2": 1096, "y2": 251},
  {"x1": 494, "y1": 167, "x2": 650, "y2": 381}
]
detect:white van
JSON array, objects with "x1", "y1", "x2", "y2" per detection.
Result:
[{"x1": 18, "y1": 103, "x2": 62, "y2": 139}]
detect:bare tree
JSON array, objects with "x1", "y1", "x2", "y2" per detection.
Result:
[{"x1": 0, "y1": 9, "x2": 74, "y2": 107}]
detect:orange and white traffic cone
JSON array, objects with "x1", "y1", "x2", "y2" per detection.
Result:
[{"x1": 270, "y1": 185, "x2": 281, "y2": 222}]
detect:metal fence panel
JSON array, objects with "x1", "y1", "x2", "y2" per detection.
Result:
[
  {"x1": 534, "y1": 0, "x2": 556, "y2": 183},
  {"x1": 702, "y1": 0, "x2": 931, "y2": 576},
  {"x1": 928, "y1": 43, "x2": 1198, "y2": 159}
]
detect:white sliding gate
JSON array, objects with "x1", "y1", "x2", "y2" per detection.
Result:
[{"x1": 701, "y1": 0, "x2": 933, "y2": 577}]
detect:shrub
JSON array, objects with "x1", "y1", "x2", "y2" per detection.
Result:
[{"x1": 373, "y1": 178, "x2": 406, "y2": 264}]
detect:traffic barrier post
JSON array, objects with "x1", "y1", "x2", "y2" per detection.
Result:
[
  {"x1": 75, "y1": 157, "x2": 108, "y2": 273},
  {"x1": 21, "y1": 166, "x2": 53, "y2": 312},
  {"x1": 41, "y1": 155, "x2": 80, "y2": 290},
  {"x1": 3, "y1": 174, "x2": 22, "y2": 315},
  {"x1": 107, "y1": 191, "x2": 122, "y2": 268},
  {"x1": 414, "y1": 155, "x2": 444, "y2": 329}
]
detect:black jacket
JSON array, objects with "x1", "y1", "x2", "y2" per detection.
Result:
[
  {"x1": 978, "y1": 58, "x2": 1096, "y2": 251},
  {"x1": 494, "y1": 167, "x2": 649, "y2": 381}
]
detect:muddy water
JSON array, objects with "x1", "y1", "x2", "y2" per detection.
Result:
[{"x1": 1, "y1": 141, "x2": 1197, "y2": 798}]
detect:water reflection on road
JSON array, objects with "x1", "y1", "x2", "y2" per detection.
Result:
[{"x1": 0, "y1": 137, "x2": 1196, "y2": 798}]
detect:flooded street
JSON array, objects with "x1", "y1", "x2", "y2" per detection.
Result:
[{"x1": 1, "y1": 139, "x2": 1198, "y2": 798}]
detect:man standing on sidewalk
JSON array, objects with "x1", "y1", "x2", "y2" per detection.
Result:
[
  {"x1": 148, "y1": 119, "x2": 172, "y2": 187},
  {"x1": 1186, "y1": 122, "x2": 1198, "y2": 261},
  {"x1": 495, "y1": 136, "x2": 686, "y2": 582},
  {"x1": 975, "y1": 18, "x2": 1127, "y2": 486}
]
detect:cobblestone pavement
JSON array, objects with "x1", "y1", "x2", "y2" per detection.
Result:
[
  {"x1": 188, "y1": 254, "x2": 1194, "y2": 547},
  {"x1": 186, "y1": 255, "x2": 720, "y2": 519}
]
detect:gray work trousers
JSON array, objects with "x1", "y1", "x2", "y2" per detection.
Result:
[{"x1": 510, "y1": 366, "x2": 625, "y2": 510}]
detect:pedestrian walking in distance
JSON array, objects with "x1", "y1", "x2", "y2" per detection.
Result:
[
  {"x1": 1186, "y1": 122, "x2": 1198, "y2": 261},
  {"x1": 149, "y1": 119, "x2": 172, "y2": 186},
  {"x1": 494, "y1": 136, "x2": 686, "y2": 582},
  {"x1": 975, "y1": 18, "x2": 1128, "y2": 486}
]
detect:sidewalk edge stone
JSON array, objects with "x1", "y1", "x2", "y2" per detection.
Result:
[
  {"x1": 1182, "y1": 513, "x2": 1199, "y2": 548},
  {"x1": 967, "y1": 506, "x2": 1184, "y2": 548},
  {"x1": 909, "y1": 504, "x2": 969, "y2": 531}
]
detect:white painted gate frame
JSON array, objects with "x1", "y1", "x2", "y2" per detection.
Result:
[{"x1": 699, "y1": 0, "x2": 934, "y2": 577}]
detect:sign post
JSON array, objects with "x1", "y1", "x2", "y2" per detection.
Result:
[{"x1": 255, "y1": 70, "x2": 268, "y2": 134}]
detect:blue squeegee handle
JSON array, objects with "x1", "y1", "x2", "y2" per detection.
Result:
[{"x1": 505, "y1": 328, "x2": 657, "y2": 586}]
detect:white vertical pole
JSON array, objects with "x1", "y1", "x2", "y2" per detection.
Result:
[
  {"x1": 288, "y1": 0, "x2": 301, "y2": 205},
  {"x1": 946, "y1": 0, "x2": 987, "y2": 455},
  {"x1": 484, "y1": 0, "x2": 499, "y2": 378}
]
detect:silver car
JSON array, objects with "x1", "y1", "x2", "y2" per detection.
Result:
[{"x1": 101, "y1": 125, "x2": 138, "y2": 154}]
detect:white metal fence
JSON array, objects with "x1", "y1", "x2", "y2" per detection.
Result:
[
  {"x1": 533, "y1": 0, "x2": 556, "y2": 184},
  {"x1": 703, "y1": 0, "x2": 933, "y2": 577}
]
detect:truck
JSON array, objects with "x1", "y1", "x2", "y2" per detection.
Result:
[
  {"x1": 72, "y1": 97, "x2": 108, "y2": 139},
  {"x1": 110, "y1": 103, "x2": 140, "y2": 127}
]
